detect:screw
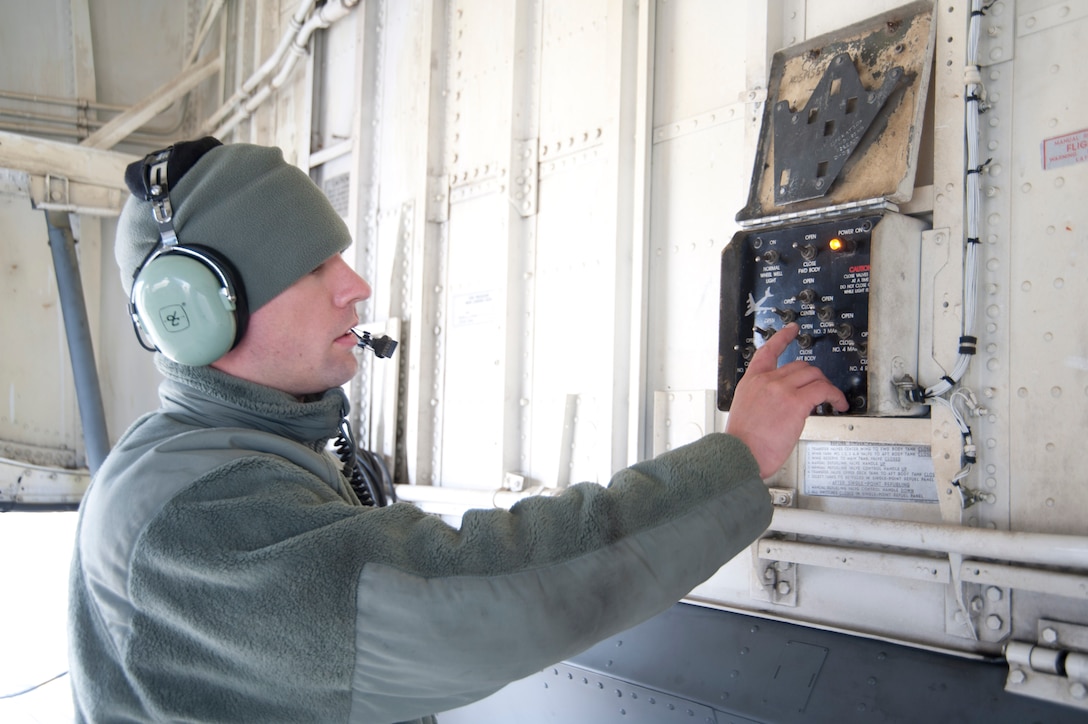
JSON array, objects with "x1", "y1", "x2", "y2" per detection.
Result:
[
  {"x1": 776, "y1": 581, "x2": 792, "y2": 596},
  {"x1": 1041, "y1": 627, "x2": 1058, "y2": 644},
  {"x1": 1071, "y1": 682, "x2": 1087, "y2": 700},
  {"x1": 1009, "y1": 669, "x2": 1026, "y2": 685},
  {"x1": 986, "y1": 615, "x2": 1003, "y2": 631}
]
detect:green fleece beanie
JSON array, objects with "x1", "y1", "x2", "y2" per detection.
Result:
[{"x1": 115, "y1": 141, "x2": 352, "y2": 315}]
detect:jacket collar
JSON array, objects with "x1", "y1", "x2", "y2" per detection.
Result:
[{"x1": 154, "y1": 354, "x2": 348, "y2": 447}]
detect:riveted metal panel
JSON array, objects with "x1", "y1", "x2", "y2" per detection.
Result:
[
  {"x1": 1005, "y1": 3, "x2": 1088, "y2": 537},
  {"x1": 422, "y1": 0, "x2": 518, "y2": 488},
  {"x1": 440, "y1": 604, "x2": 1084, "y2": 723},
  {"x1": 645, "y1": 1, "x2": 752, "y2": 435},
  {"x1": 510, "y1": 0, "x2": 620, "y2": 488},
  {"x1": 0, "y1": 192, "x2": 82, "y2": 467},
  {"x1": 448, "y1": 0, "x2": 517, "y2": 183},
  {"x1": 652, "y1": 0, "x2": 750, "y2": 126},
  {"x1": 530, "y1": 153, "x2": 614, "y2": 486},
  {"x1": 440, "y1": 192, "x2": 511, "y2": 488},
  {"x1": 538, "y1": 0, "x2": 611, "y2": 152}
]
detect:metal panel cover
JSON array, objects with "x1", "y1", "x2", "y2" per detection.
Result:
[{"x1": 737, "y1": 1, "x2": 935, "y2": 221}]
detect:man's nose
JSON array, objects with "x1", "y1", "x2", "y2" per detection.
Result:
[{"x1": 333, "y1": 255, "x2": 371, "y2": 304}]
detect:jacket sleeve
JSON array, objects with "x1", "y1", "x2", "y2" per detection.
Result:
[
  {"x1": 129, "y1": 432, "x2": 768, "y2": 723},
  {"x1": 348, "y1": 432, "x2": 769, "y2": 720}
]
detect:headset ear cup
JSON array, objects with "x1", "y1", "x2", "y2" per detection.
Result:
[{"x1": 130, "y1": 246, "x2": 246, "y2": 366}]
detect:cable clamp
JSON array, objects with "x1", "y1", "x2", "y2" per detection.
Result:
[
  {"x1": 964, "y1": 65, "x2": 983, "y2": 88},
  {"x1": 963, "y1": 433, "x2": 978, "y2": 465},
  {"x1": 966, "y1": 158, "x2": 993, "y2": 176}
]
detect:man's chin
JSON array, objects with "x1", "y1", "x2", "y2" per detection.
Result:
[{"x1": 333, "y1": 357, "x2": 361, "y2": 388}]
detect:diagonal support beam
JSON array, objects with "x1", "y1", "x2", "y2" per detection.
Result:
[{"x1": 80, "y1": 53, "x2": 221, "y2": 150}]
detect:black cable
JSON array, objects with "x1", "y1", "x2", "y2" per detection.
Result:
[
  {"x1": 0, "y1": 671, "x2": 68, "y2": 699},
  {"x1": 357, "y1": 447, "x2": 396, "y2": 504},
  {"x1": 335, "y1": 418, "x2": 388, "y2": 507}
]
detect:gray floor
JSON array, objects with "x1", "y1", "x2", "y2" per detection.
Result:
[{"x1": 439, "y1": 603, "x2": 1082, "y2": 723}]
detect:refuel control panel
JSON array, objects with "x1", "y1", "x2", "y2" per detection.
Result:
[
  {"x1": 718, "y1": 212, "x2": 927, "y2": 416},
  {"x1": 719, "y1": 4, "x2": 934, "y2": 418}
]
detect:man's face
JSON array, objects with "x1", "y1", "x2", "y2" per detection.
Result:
[{"x1": 212, "y1": 253, "x2": 372, "y2": 397}]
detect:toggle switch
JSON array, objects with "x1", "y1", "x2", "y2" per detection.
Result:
[
  {"x1": 774, "y1": 307, "x2": 797, "y2": 324},
  {"x1": 795, "y1": 242, "x2": 818, "y2": 261}
]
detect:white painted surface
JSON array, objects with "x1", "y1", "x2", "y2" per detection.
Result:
[{"x1": 1, "y1": 0, "x2": 1086, "y2": 698}]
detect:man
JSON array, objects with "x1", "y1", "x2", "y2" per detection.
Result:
[{"x1": 69, "y1": 138, "x2": 847, "y2": 723}]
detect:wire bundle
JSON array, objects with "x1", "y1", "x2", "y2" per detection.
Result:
[{"x1": 923, "y1": 0, "x2": 991, "y2": 501}]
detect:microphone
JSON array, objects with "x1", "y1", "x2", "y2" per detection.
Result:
[{"x1": 350, "y1": 328, "x2": 398, "y2": 358}]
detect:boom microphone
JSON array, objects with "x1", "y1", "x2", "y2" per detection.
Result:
[{"x1": 350, "y1": 328, "x2": 398, "y2": 358}]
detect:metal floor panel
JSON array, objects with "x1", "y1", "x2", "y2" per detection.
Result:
[{"x1": 438, "y1": 603, "x2": 1082, "y2": 723}]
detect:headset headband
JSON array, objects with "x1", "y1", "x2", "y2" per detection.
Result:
[
  {"x1": 124, "y1": 137, "x2": 224, "y2": 247},
  {"x1": 124, "y1": 137, "x2": 245, "y2": 365}
]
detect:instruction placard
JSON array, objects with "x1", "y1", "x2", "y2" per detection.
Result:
[
  {"x1": 453, "y1": 290, "x2": 497, "y2": 327},
  {"x1": 1042, "y1": 128, "x2": 1088, "y2": 170},
  {"x1": 322, "y1": 173, "x2": 351, "y2": 217},
  {"x1": 804, "y1": 441, "x2": 937, "y2": 502}
]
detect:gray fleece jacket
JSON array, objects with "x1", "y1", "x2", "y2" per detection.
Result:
[{"x1": 68, "y1": 356, "x2": 771, "y2": 723}]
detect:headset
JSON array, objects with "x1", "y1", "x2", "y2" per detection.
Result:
[{"x1": 125, "y1": 138, "x2": 248, "y2": 367}]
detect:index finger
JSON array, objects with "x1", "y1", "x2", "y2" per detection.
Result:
[{"x1": 748, "y1": 323, "x2": 798, "y2": 374}]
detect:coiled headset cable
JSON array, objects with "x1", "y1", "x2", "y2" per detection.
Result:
[{"x1": 335, "y1": 416, "x2": 396, "y2": 507}]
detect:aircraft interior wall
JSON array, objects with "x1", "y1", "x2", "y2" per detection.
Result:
[{"x1": 0, "y1": 0, "x2": 1085, "y2": 720}]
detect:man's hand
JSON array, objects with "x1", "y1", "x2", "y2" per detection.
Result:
[{"x1": 725, "y1": 323, "x2": 849, "y2": 478}]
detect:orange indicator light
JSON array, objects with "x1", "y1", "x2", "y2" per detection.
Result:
[{"x1": 829, "y1": 237, "x2": 844, "y2": 252}]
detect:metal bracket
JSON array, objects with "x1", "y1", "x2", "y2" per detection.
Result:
[
  {"x1": 945, "y1": 548, "x2": 1010, "y2": 644},
  {"x1": 27, "y1": 173, "x2": 127, "y2": 216},
  {"x1": 1005, "y1": 620, "x2": 1088, "y2": 712},
  {"x1": 736, "y1": 197, "x2": 897, "y2": 230},
  {"x1": 502, "y1": 471, "x2": 526, "y2": 492},
  {"x1": 773, "y1": 53, "x2": 904, "y2": 205},
  {"x1": 511, "y1": 138, "x2": 538, "y2": 217},
  {"x1": 0, "y1": 457, "x2": 90, "y2": 509},
  {"x1": 752, "y1": 488, "x2": 798, "y2": 607},
  {"x1": 46, "y1": 174, "x2": 70, "y2": 206},
  {"x1": 768, "y1": 486, "x2": 795, "y2": 507},
  {"x1": 446, "y1": 161, "x2": 508, "y2": 209},
  {"x1": 425, "y1": 173, "x2": 449, "y2": 223},
  {"x1": 753, "y1": 553, "x2": 798, "y2": 608}
]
